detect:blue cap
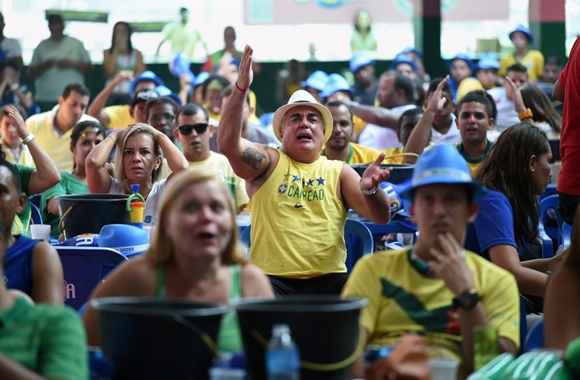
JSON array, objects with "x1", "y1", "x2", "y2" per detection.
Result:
[
  {"x1": 446, "y1": 53, "x2": 474, "y2": 72},
  {"x1": 400, "y1": 47, "x2": 423, "y2": 60},
  {"x1": 477, "y1": 52, "x2": 500, "y2": 71},
  {"x1": 349, "y1": 52, "x2": 375, "y2": 73},
  {"x1": 193, "y1": 71, "x2": 210, "y2": 88},
  {"x1": 300, "y1": 70, "x2": 329, "y2": 92},
  {"x1": 155, "y1": 86, "x2": 183, "y2": 107},
  {"x1": 399, "y1": 145, "x2": 486, "y2": 200},
  {"x1": 390, "y1": 54, "x2": 419, "y2": 73},
  {"x1": 170, "y1": 52, "x2": 195, "y2": 83},
  {"x1": 99, "y1": 224, "x2": 150, "y2": 257},
  {"x1": 230, "y1": 57, "x2": 241, "y2": 68},
  {"x1": 319, "y1": 73, "x2": 353, "y2": 98},
  {"x1": 129, "y1": 71, "x2": 164, "y2": 96},
  {"x1": 509, "y1": 24, "x2": 533, "y2": 44}
]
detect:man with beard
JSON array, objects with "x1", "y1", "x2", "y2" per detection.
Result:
[{"x1": 321, "y1": 100, "x2": 382, "y2": 164}]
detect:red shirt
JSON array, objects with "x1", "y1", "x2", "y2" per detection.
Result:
[{"x1": 557, "y1": 37, "x2": 580, "y2": 196}]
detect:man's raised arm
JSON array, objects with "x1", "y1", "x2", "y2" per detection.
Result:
[
  {"x1": 218, "y1": 45, "x2": 273, "y2": 183},
  {"x1": 404, "y1": 76, "x2": 449, "y2": 163}
]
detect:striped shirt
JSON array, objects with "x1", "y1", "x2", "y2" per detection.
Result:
[{"x1": 0, "y1": 297, "x2": 88, "y2": 379}]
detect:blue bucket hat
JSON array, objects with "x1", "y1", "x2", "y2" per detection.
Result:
[
  {"x1": 349, "y1": 52, "x2": 375, "y2": 73},
  {"x1": 400, "y1": 47, "x2": 423, "y2": 60},
  {"x1": 155, "y1": 85, "x2": 183, "y2": 107},
  {"x1": 446, "y1": 53, "x2": 475, "y2": 72},
  {"x1": 170, "y1": 52, "x2": 195, "y2": 83},
  {"x1": 476, "y1": 52, "x2": 500, "y2": 71},
  {"x1": 129, "y1": 71, "x2": 164, "y2": 96},
  {"x1": 400, "y1": 145, "x2": 486, "y2": 201},
  {"x1": 99, "y1": 224, "x2": 150, "y2": 257},
  {"x1": 319, "y1": 73, "x2": 353, "y2": 98},
  {"x1": 193, "y1": 71, "x2": 210, "y2": 89},
  {"x1": 509, "y1": 24, "x2": 533, "y2": 44},
  {"x1": 390, "y1": 54, "x2": 419, "y2": 73},
  {"x1": 301, "y1": 70, "x2": 329, "y2": 92}
]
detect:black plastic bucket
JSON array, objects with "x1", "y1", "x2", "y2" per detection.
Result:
[
  {"x1": 235, "y1": 295, "x2": 367, "y2": 380},
  {"x1": 92, "y1": 297, "x2": 228, "y2": 380},
  {"x1": 55, "y1": 194, "x2": 131, "y2": 239},
  {"x1": 350, "y1": 163, "x2": 415, "y2": 184}
]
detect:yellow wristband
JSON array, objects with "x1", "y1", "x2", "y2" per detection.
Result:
[{"x1": 518, "y1": 108, "x2": 533, "y2": 121}]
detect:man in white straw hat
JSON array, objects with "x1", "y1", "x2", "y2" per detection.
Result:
[{"x1": 218, "y1": 45, "x2": 393, "y2": 296}]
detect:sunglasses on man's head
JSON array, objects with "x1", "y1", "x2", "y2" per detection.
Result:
[{"x1": 178, "y1": 123, "x2": 209, "y2": 135}]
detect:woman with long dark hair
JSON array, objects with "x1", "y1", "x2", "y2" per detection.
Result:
[
  {"x1": 520, "y1": 83, "x2": 561, "y2": 138},
  {"x1": 465, "y1": 123, "x2": 562, "y2": 300},
  {"x1": 103, "y1": 21, "x2": 145, "y2": 104}
]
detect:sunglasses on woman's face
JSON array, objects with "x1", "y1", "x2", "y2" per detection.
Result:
[{"x1": 177, "y1": 123, "x2": 209, "y2": 135}]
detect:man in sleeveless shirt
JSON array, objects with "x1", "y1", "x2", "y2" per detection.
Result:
[{"x1": 218, "y1": 45, "x2": 393, "y2": 296}]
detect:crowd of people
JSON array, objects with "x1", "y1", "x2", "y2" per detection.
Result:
[{"x1": 0, "y1": 8, "x2": 579, "y2": 380}]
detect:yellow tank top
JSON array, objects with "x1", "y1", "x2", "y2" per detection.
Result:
[{"x1": 250, "y1": 150, "x2": 347, "y2": 278}]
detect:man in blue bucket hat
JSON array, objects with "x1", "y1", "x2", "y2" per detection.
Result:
[
  {"x1": 350, "y1": 52, "x2": 378, "y2": 106},
  {"x1": 390, "y1": 54, "x2": 419, "y2": 83},
  {"x1": 500, "y1": 24, "x2": 544, "y2": 82},
  {"x1": 447, "y1": 53, "x2": 474, "y2": 100},
  {"x1": 456, "y1": 52, "x2": 500, "y2": 101},
  {"x1": 301, "y1": 70, "x2": 328, "y2": 104},
  {"x1": 343, "y1": 144, "x2": 520, "y2": 377}
]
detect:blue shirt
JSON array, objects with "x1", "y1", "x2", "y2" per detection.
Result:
[
  {"x1": 465, "y1": 189, "x2": 517, "y2": 261},
  {"x1": 4, "y1": 236, "x2": 39, "y2": 295}
]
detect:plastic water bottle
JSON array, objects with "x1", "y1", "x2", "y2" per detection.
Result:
[{"x1": 266, "y1": 324, "x2": 300, "y2": 380}]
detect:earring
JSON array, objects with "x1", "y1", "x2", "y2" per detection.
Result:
[{"x1": 531, "y1": 168, "x2": 535, "y2": 172}]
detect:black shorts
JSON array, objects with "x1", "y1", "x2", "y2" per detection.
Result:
[
  {"x1": 267, "y1": 273, "x2": 349, "y2": 297},
  {"x1": 558, "y1": 192, "x2": 580, "y2": 225}
]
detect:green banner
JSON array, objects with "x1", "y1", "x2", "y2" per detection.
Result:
[
  {"x1": 128, "y1": 22, "x2": 168, "y2": 33},
  {"x1": 45, "y1": 9, "x2": 108, "y2": 23}
]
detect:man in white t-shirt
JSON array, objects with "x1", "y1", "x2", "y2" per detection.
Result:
[
  {"x1": 487, "y1": 63, "x2": 529, "y2": 133},
  {"x1": 0, "y1": 13, "x2": 22, "y2": 72},
  {"x1": 351, "y1": 71, "x2": 417, "y2": 149},
  {"x1": 28, "y1": 15, "x2": 92, "y2": 112}
]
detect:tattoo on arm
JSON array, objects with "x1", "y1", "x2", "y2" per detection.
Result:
[{"x1": 241, "y1": 147, "x2": 266, "y2": 170}]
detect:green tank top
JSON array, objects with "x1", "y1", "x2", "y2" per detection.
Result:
[{"x1": 156, "y1": 264, "x2": 243, "y2": 353}]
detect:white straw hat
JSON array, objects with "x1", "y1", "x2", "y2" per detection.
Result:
[{"x1": 272, "y1": 90, "x2": 333, "y2": 143}]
